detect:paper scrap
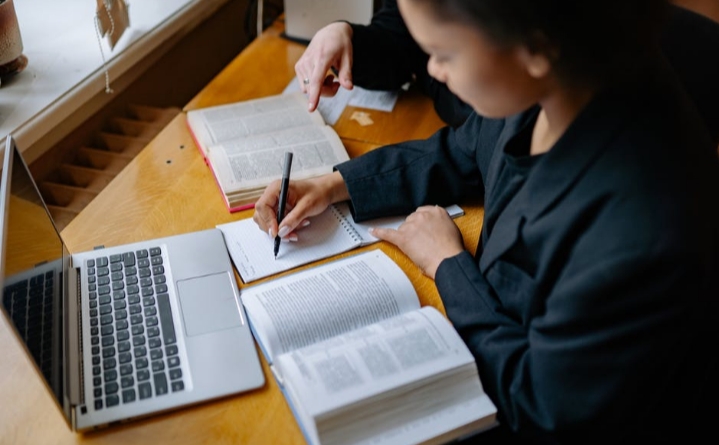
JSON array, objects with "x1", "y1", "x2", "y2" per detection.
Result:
[
  {"x1": 348, "y1": 86, "x2": 398, "y2": 112},
  {"x1": 350, "y1": 111, "x2": 374, "y2": 126}
]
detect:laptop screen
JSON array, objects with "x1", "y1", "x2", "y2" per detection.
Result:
[{"x1": 1, "y1": 136, "x2": 66, "y2": 406}]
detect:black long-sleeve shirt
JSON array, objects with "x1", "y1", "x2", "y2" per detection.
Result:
[{"x1": 336, "y1": 13, "x2": 719, "y2": 445}]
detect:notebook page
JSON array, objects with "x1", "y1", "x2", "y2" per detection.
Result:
[
  {"x1": 331, "y1": 202, "x2": 465, "y2": 245},
  {"x1": 217, "y1": 206, "x2": 362, "y2": 283}
]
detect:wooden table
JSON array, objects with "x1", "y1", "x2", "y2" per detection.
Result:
[{"x1": 0, "y1": 18, "x2": 484, "y2": 445}]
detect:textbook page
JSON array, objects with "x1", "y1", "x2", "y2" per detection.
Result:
[
  {"x1": 187, "y1": 92, "x2": 326, "y2": 155},
  {"x1": 241, "y1": 250, "x2": 421, "y2": 361},
  {"x1": 276, "y1": 306, "x2": 497, "y2": 445},
  {"x1": 208, "y1": 125, "x2": 349, "y2": 195}
]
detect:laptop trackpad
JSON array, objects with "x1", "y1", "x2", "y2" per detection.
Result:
[{"x1": 177, "y1": 273, "x2": 242, "y2": 337}]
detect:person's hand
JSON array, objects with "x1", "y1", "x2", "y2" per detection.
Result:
[
  {"x1": 253, "y1": 171, "x2": 350, "y2": 241},
  {"x1": 369, "y1": 206, "x2": 465, "y2": 279},
  {"x1": 295, "y1": 21, "x2": 354, "y2": 112}
]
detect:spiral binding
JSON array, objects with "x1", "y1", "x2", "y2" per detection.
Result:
[{"x1": 330, "y1": 204, "x2": 362, "y2": 243}]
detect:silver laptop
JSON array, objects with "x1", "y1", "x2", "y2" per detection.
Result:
[{"x1": 0, "y1": 135, "x2": 264, "y2": 431}]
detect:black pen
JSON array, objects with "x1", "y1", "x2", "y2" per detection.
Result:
[{"x1": 274, "y1": 152, "x2": 293, "y2": 259}]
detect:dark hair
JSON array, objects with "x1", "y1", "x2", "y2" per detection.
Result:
[{"x1": 409, "y1": 0, "x2": 669, "y2": 88}]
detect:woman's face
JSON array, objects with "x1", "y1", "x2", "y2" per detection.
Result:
[{"x1": 398, "y1": 0, "x2": 550, "y2": 118}]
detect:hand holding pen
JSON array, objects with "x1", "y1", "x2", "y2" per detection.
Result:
[{"x1": 274, "y1": 152, "x2": 293, "y2": 259}]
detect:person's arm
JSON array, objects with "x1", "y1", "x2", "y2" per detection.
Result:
[
  {"x1": 335, "y1": 112, "x2": 496, "y2": 221},
  {"x1": 349, "y1": 0, "x2": 427, "y2": 91},
  {"x1": 435, "y1": 222, "x2": 716, "y2": 441}
]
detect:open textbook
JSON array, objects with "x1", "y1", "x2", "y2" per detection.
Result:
[
  {"x1": 217, "y1": 202, "x2": 464, "y2": 283},
  {"x1": 186, "y1": 92, "x2": 350, "y2": 212},
  {"x1": 241, "y1": 250, "x2": 498, "y2": 445}
]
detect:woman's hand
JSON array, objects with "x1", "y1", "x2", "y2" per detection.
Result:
[
  {"x1": 295, "y1": 21, "x2": 354, "y2": 111},
  {"x1": 370, "y1": 206, "x2": 465, "y2": 279},
  {"x1": 253, "y1": 171, "x2": 350, "y2": 240}
]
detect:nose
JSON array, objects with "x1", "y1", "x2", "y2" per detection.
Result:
[{"x1": 427, "y1": 56, "x2": 446, "y2": 83}]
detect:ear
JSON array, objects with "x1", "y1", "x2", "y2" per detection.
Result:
[{"x1": 517, "y1": 47, "x2": 552, "y2": 79}]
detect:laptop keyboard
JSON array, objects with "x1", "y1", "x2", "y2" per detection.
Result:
[
  {"x1": 2, "y1": 271, "x2": 56, "y2": 384},
  {"x1": 86, "y1": 247, "x2": 185, "y2": 411}
]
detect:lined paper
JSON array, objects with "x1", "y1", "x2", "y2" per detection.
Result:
[{"x1": 217, "y1": 203, "x2": 464, "y2": 283}]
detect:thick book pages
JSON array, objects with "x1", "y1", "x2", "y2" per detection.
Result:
[
  {"x1": 217, "y1": 202, "x2": 464, "y2": 283},
  {"x1": 241, "y1": 250, "x2": 498, "y2": 445},
  {"x1": 186, "y1": 92, "x2": 350, "y2": 212}
]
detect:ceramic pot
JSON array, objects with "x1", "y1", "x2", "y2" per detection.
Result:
[{"x1": 0, "y1": 0, "x2": 23, "y2": 67}]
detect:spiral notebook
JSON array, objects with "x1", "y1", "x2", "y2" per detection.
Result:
[{"x1": 217, "y1": 202, "x2": 463, "y2": 283}]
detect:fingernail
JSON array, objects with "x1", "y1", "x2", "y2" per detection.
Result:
[
  {"x1": 289, "y1": 234, "x2": 298, "y2": 242},
  {"x1": 308, "y1": 103, "x2": 314, "y2": 111},
  {"x1": 278, "y1": 226, "x2": 290, "y2": 238},
  {"x1": 268, "y1": 228, "x2": 275, "y2": 238},
  {"x1": 301, "y1": 220, "x2": 311, "y2": 227}
]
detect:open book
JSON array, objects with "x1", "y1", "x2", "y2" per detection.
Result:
[
  {"x1": 217, "y1": 202, "x2": 464, "y2": 283},
  {"x1": 186, "y1": 92, "x2": 350, "y2": 212},
  {"x1": 241, "y1": 250, "x2": 498, "y2": 445}
]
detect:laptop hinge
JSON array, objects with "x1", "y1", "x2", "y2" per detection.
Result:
[{"x1": 66, "y1": 265, "x2": 84, "y2": 410}]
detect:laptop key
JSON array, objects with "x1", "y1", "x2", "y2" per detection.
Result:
[
  {"x1": 138, "y1": 382, "x2": 152, "y2": 399},
  {"x1": 171, "y1": 381, "x2": 184, "y2": 392},
  {"x1": 157, "y1": 293, "x2": 177, "y2": 345},
  {"x1": 105, "y1": 382, "x2": 119, "y2": 395},
  {"x1": 103, "y1": 358, "x2": 116, "y2": 370},
  {"x1": 102, "y1": 346, "x2": 115, "y2": 358},
  {"x1": 154, "y1": 373, "x2": 168, "y2": 396},
  {"x1": 106, "y1": 395, "x2": 119, "y2": 407},
  {"x1": 168, "y1": 357, "x2": 181, "y2": 368},
  {"x1": 123, "y1": 252, "x2": 136, "y2": 268},
  {"x1": 122, "y1": 389, "x2": 136, "y2": 403}
]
